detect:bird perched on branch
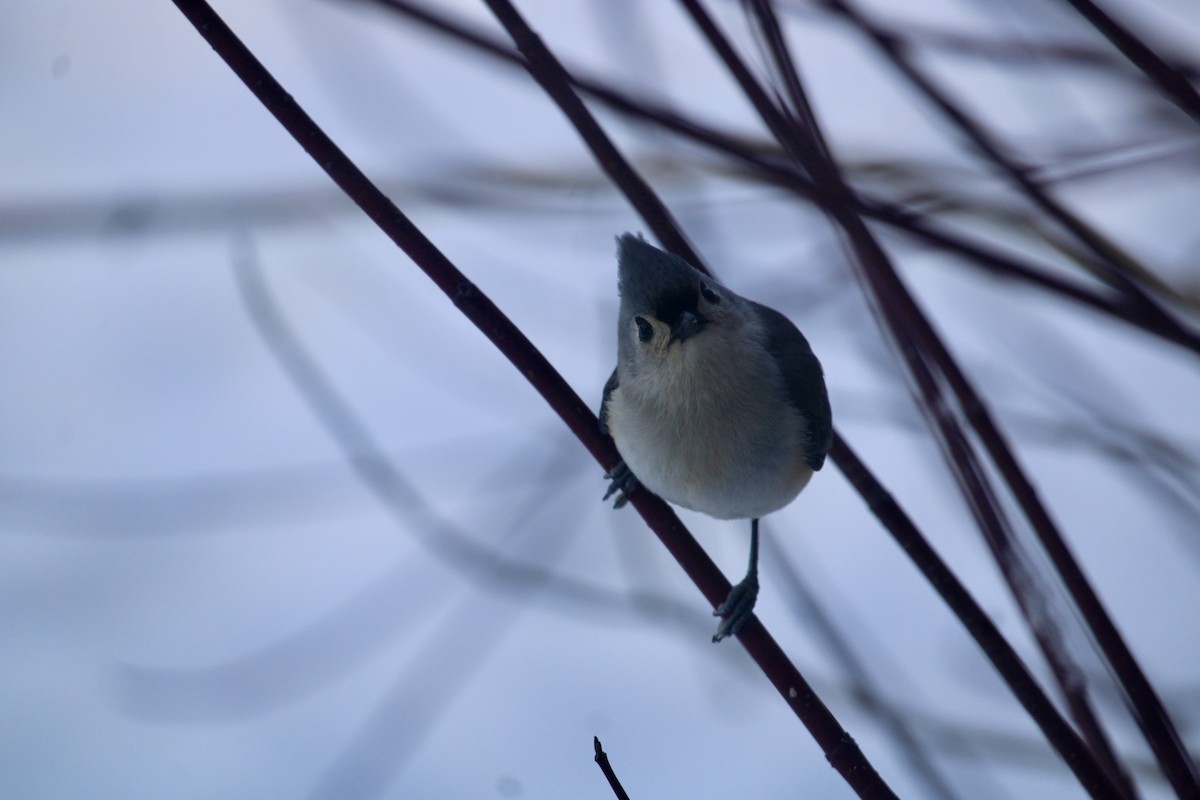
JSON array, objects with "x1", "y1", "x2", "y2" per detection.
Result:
[{"x1": 601, "y1": 233, "x2": 832, "y2": 642}]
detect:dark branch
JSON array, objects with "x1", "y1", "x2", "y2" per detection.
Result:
[
  {"x1": 675, "y1": 2, "x2": 1131, "y2": 798},
  {"x1": 821, "y1": 0, "x2": 1192, "y2": 344},
  {"x1": 594, "y1": 737, "x2": 632, "y2": 800},
  {"x1": 355, "y1": 0, "x2": 1200, "y2": 355},
  {"x1": 1060, "y1": 0, "x2": 1200, "y2": 125}
]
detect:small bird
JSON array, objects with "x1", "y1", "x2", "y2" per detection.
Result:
[{"x1": 601, "y1": 233, "x2": 832, "y2": 642}]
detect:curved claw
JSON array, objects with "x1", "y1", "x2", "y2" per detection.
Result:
[
  {"x1": 712, "y1": 572, "x2": 760, "y2": 643},
  {"x1": 602, "y1": 460, "x2": 640, "y2": 509}
]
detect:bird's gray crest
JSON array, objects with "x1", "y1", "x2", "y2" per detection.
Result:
[{"x1": 615, "y1": 233, "x2": 712, "y2": 328}]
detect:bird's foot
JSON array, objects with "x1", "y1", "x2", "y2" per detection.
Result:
[
  {"x1": 712, "y1": 571, "x2": 759, "y2": 643},
  {"x1": 602, "y1": 460, "x2": 640, "y2": 509}
]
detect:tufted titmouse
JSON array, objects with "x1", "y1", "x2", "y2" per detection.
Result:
[{"x1": 601, "y1": 233, "x2": 832, "y2": 642}]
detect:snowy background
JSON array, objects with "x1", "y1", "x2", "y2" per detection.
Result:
[{"x1": 3, "y1": 0, "x2": 1200, "y2": 798}]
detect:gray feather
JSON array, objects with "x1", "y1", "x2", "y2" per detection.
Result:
[
  {"x1": 752, "y1": 301, "x2": 832, "y2": 471},
  {"x1": 599, "y1": 367, "x2": 619, "y2": 436}
]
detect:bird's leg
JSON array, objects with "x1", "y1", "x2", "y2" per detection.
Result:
[
  {"x1": 713, "y1": 518, "x2": 760, "y2": 642},
  {"x1": 602, "y1": 460, "x2": 640, "y2": 509}
]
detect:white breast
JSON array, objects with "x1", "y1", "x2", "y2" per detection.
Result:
[{"x1": 606, "y1": 328, "x2": 812, "y2": 520}]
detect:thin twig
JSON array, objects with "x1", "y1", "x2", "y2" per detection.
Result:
[
  {"x1": 594, "y1": 737, "x2": 632, "y2": 800},
  {"x1": 743, "y1": 0, "x2": 832, "y2": 160},
  {"x1": 882, "y1": 21, "x2": 1200, "y2": 80}
]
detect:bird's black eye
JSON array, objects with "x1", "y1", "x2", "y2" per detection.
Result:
[
  {"x1": 634, "y1": 316, "x2": 654, "y2": 342},
  {"x1": 700, "y1": 281, "x2": 720, "y2": 305}
]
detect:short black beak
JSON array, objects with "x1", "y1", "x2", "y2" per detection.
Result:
[{"x1": 669, "y1": 311, "x2": 704, "y2": 344}]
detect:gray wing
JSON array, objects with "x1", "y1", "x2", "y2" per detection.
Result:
[
  {"x1": 753, "y1": 302, "x2": 832, "y2": 471},
  {"x1": 599, "y1": 367, "x2": 619, "y2": 436}
]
